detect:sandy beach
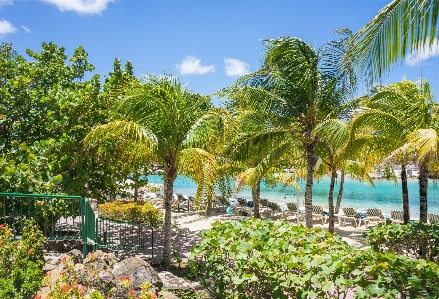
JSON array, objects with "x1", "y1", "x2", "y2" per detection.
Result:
[{"x1": 165, "y1": 208, "x2": 370, "y2": 259}]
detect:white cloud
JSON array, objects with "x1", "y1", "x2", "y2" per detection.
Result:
[
  {"x1": 405, "y1": 38, "x2": 439, "y2": 66},
  {"x1": 176, "y1": 56, "x2": 215, "y2": 75},
  {"x1": 0, "y1": 0, "x2": 13, "y2": 8},
  {"x1": 224, "y1": 58, "x2": 250, "y2": 77},
  {"x1": 21, "y1": 25, "x2": 31, "y2": 33},
  {"x1": 0, "y1": 19, "x2": 16, "y2": 35},
  {"x1": 41, "y1": 0, "x2": 115, "y2": 15}
]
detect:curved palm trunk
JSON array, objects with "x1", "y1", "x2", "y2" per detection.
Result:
[
  {"x1": 206, "y1": 195, "x2": 212, "y2": 216},
  {"x1": 252, "y1": 180, "x2": 261, "y2": 219},
  {"x1": 163, "y1": 164, "x2": 177, "y2": 268},
  {"x1": 335, "y1": 171, "x2": 345, "y2": 214},
  {"x1": 400, "y1": 163, "x2": 410, "y2": 224},
  {"x1": 328, "y1": 169, "x2": 337, "y2": 234},
  {"x1": 419, "y1": 162, "x2": 428, "y2": 223},
  {"x1": 305, "y1": 141, "x2": 318, "y2": 228}
]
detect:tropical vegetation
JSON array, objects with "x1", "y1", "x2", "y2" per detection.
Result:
[
  {"x1": 343, "y1": 0, "x2": 439, "y2": 86},
  {"x1": 191, "y1": 219, "x2": 439, "y2": 298},
  {"x1": 83, "y1": 74, "x2": 230, "y2": 267},
  {"x1": 352, "y1": 79, "x2": 438, "y2": 223},
  {"x1": 1, "y1": 0, "x2": 439, "y2": 292},
  {"x1": 217, "y1": 30, "x2": 358, "y2": 228},
  {"x1": 0, "y1": 220, "x2": 45, "y2": 299},
  {"x1": 98, "y1": 200, "x2": 164, "y2": 227}
]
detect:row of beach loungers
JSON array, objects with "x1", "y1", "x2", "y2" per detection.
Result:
[
  {"x1": 217, "y1": 196, "x2": 439, "y2": 227},
  {"x1": 141, "y1": 193, "x2": 439, "y2": 227},
  {"x1": 339, "y1": 208, "x2": 439, "y2": 227}
]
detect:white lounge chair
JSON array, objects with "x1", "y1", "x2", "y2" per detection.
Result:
[
  {"x1": 428, "y1": 213, "x2": 439, "y2": 224},
  {"x1": 266, "y1": 202, "x2": 286, "y2": 220},
  {"x1": 235, "y1": 198, "x2": 253, "y2": 216},
  {"x1": 364, "y1": 208, "x2": 386, "y2": 227},
  {"x1": 286, "y1": 202, "x2": 300, "y2": 221},
  {"x1": 390, "y1": 210, "x2": 404, "y2": 224},
  {"x1": 340, "y1": 207, "x2": 362, "y2": 227},
  {"x1": 312, "y1": 205, "x2": 325, "y2": 224}
]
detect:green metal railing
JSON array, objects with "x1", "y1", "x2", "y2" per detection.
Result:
[
  {"x1": 0, "y1": 193, "x2": 83, "y2": 239},
  {"x1": 94, "y1": 216, "x2": 154, "y2": 257},
  {"x1": 0, "y1": 193, "x2": 155, "y2": 258}
]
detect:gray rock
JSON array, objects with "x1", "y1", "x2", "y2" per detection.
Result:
[
  {"x1": 68, "y1": 249, "x2": 83, "y2": 264},
  {"x1": 83, "y1": 250, "x2": 117, "y2": 273},
  {"x1": 113, "y1": 257, "x2": 163, "y2": 293},
  {"x1": 78, "y1": 250, "x2": 117, "y2": 290},
  {"x1": 158, "y1": 290, "x2": 180, "y2": 299},
  {"x1": 150, "y1": 257, "x2": 164, "y2": 266},
  {"x1": 57, "y1": 253, "x2": 72, "y2": 264},
  {"x1": 158, "y1": 271, "x2": 193, "y2": 290},
  {"x1": 42, "y1": 263, "x2": 56, "y2": 271},
  {"x1": 191, "y1": 281, "x2": 205, "y2": 290},
  {"x1": 45, "y1": 241, "x2": 64, "y2": 252}
]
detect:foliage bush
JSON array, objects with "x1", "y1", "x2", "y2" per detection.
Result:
[
  {"x1": 0, "y1": 219, "x2": 45, "y2": 299},
  {"x1": 190, "y1": 219, "x2": 439, "y2": 298},
  {"x1": 363, "y1": 222, "x2": 439, "y2": 261},
  {"x1": 98, "y1": 200, "x2": 163, "y2": 227}
]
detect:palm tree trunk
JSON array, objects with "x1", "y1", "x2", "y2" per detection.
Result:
[
  {"x1": 335, "y1": 171, "x2": 345, "y2": 214},
  {"x1": 305, "y1": 141, "x2": 318, "y2": 228},
  {"x1": 206, "y1": 194, "x2": 212, "y2": 216},
  {"x1": 163, "y1": 164, "x2": 177, "y2": 268},
  {"x1": 419, "y1": 162, "x2": 428, "y2": 223},
  {"x1": 328, "y1": 169, "x2": 337, "y2": 234},
  {"x1": 133, "y1": 172, "x2": 139, "y2": 201},
  {"x1": 400, "y1": 163, "x2": 410, "y2": 224},
  {"x1": 252, "y1": 180, "x2": 261, "y2": 218}
]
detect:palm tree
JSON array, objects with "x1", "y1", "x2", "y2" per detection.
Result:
[
  {"x1": 84, "y1": 75, "x2": 228, "y2": 267},
  {"x1": 344, "y1": 0, "x2": 439, "y2": 85},
  {"x1": 314, "y1": 119, "x2": 374, "y2": 233},
  {"x1": 221, "y1": 110, "x2": 301, "y2": 219},
  {"x1": 217, "y1": 33, "x2": 357, "y2": 227},
  {"x1": 352, "y1": 79, "x2": 437, "y2": 223}
]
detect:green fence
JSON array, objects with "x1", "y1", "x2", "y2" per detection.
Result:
[
  {"x1": 0, "y1": 193, "x2": 155, "y2": 258},
  {"x1": 94, "y1": 216, "x2": 154, "y2": 257},
  {"x1": 0, "y1": 193, "x2": 84, "y2": 239}
]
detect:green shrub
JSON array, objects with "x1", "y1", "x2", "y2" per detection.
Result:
[
  {"x1": 363, "y1": 222, "x2": 439, "y2": 261},
  {"x1": 0, "y1": 219, "x2": 45, "y2": 299},
  {"x1": 98, "y1": 200, "x2": 163, "y2": 227},
  {"x1": 190, "y1": 219, "x2": 439, "y2": 298}
]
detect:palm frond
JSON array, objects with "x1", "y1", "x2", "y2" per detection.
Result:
[
  {"x1": 407, "y1": 128, "x2": 438, "y2": 162},
  {"x1": 314, "y1": 119, "x2": 350, "y2": 151},
  {"x1": 83, "y1": 120, "x2": 158, "y2": 153},
  {"x1": 183, "y1": 108, "x2": 235, "y2": 151},
  {"x1": 343, "y1": 160, "x2": 375, "y2": 186},
  {"x1": 177, "y1": 148, "x2": 217, "y2": 184},
  {"x1": 343, "y1": 0, "x2": 439, "y2": 85}
]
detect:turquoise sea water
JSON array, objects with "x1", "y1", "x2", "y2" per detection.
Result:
[{"x1": 147, "y1": 175, "x2": 439, "y2": 218}]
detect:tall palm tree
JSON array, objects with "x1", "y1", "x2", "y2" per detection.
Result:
[
  {"x1": 314, "y1": 119, "x2": 374, "y2": 233},
  {"x1": 84, "y1": 75, "x2": 228, "y2": 267},
  {"x1": 344, "y1": 0, "x2": 439, "y2": 85},
  {"x1": 352, "y1": 79, "x2": 437, "y2": 223},
  {"x1": 217, "y1": 33, "x2": 357, "y2": 227},
  {"x1": 223, "y1": 110, "x2": 301, "y2": 219}
]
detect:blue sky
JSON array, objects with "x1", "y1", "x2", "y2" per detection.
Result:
[{"x1": 0, "y1": 0, "x2": 438, "y2": 105}]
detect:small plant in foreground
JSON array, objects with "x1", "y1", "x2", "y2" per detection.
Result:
[{"x1": 0, "y1": 219, "x2": 45, "y2": 299}]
